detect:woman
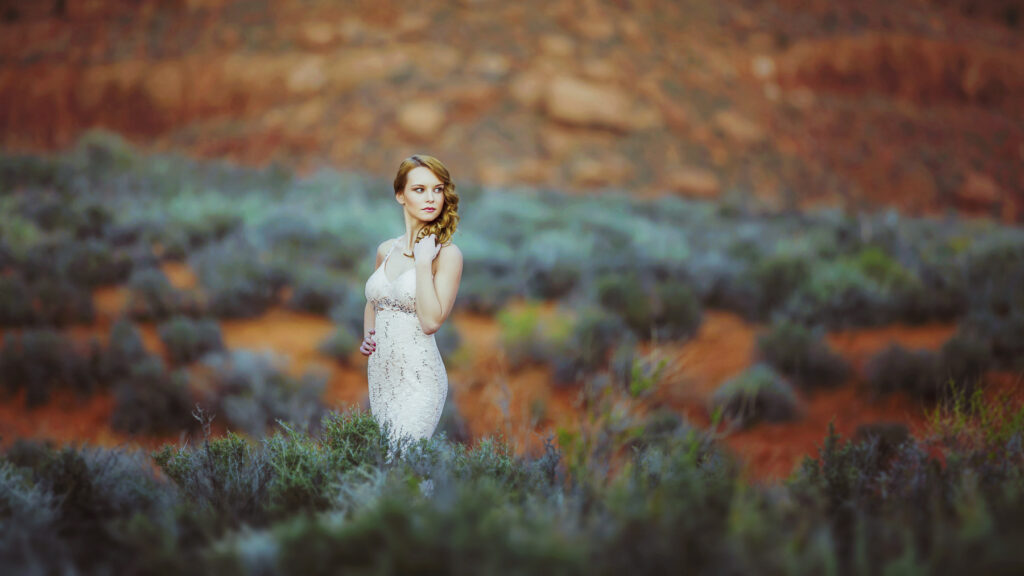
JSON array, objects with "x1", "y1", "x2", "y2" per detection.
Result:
[{"x1": 361, "y1": 154, "x2": 463, "y2": 459}]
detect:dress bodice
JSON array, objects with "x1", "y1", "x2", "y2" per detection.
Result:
[{"x1": 365, "y1": 237, "x2": 417, "y2": 316}]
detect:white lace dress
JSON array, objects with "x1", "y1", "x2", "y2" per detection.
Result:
[{"x1": 364, "y1": 236, "x2": 449, "y2": 455}]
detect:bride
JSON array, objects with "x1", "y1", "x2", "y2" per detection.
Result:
[{"x1": 361, "y1": 154, "x2": 463, "y2": 459}]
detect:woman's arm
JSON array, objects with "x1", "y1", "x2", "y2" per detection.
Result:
[{"x1": 414, "y1": 238, "x2": 463, "y2": 335}]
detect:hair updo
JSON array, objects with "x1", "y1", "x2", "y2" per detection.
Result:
[{"x1": 393, "y1": 154, "x2": 460, "y2": 246}]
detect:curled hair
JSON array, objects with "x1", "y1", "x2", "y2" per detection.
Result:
[{"x1": 394, "y1": 154, "x2": 460, "y2": 246}]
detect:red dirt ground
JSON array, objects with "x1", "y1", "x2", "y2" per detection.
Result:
[{"x1": 2, "y1": 263, "x2": 1021, "y2": 484}]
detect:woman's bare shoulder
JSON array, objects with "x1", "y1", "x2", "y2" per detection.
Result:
[
  {"x1": 438, "y1": 241, "x2": 463, "y2": 262},
  {"x1": 376, "y1": 236, "x2": 399, "y2": 253}
]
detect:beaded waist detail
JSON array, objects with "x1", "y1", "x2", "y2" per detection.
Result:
[{"x1": 374, "y1": 298, "x2": 417, "y2": 315}]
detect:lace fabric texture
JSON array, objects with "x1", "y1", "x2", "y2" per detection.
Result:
[{"x1": 364, "y1": 237, "x2": 448, "y2": 456}]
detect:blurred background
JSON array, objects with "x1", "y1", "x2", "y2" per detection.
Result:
[{"x1": 1, "y1": 0, "x2": 1022, "y2": 482}]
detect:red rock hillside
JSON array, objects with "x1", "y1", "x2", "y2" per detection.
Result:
[{"x1": 0, "y1": 0, "x2": 1021, "y2": 220}]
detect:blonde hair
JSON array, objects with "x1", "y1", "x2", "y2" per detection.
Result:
[{"x1": 394, "y1": 154, "x2": 460, "y2": 246}]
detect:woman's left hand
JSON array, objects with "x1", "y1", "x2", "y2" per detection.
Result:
[{"x1": 413, "y1": 234, "x2": 442, "y2": 264}]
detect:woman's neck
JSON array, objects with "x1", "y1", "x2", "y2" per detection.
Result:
[{"x1": 402, "y1": 221, "x2": 427, "y2": 254}]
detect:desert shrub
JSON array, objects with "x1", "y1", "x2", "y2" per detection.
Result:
[
  {"x1": 263, "y1": 426, "x2": 347, "y2": 520},
  {"x1": 864, "y1": 344, "x2": 946, "y2": 403},
  {"x1": 959, "y1": 264, "x2": 1024, "y2": 370},
  {"x1": 2, "y1": 442, "x2": 176, "y2": 573},
  {"x1": 105, "y1": 318, "x2": 150, "y2": 380},
  {"x1": 709, "y1": 364, "x2": 802, "y2": 429},
  {"x1": 0, "y1": 275, "x2": 34, "y2": 326},
  {"x1": 779, "y1": 259, "x2": 890, "y2": 328},
  {"x1": 125, "y1": 267, "x2": 204, "y2": 321},
  {"x1": 34, "y1": 278, "x2": 96, "y2": 325},
  {"x1": 622, "y1": 406, "x2": 695, "y2": 452},
  {"x1": 327, "y1": 290, "x2": 367, "y2": 336},
  {"x1": 787, "y1": 417, "x2": 1024, "y2": 574},
  {"x1": 191, "y1": 239, "x2": 289, "y2": 319},
  {"x1": 153, "y1": 430, "x2": 274, "y2": 532},
  {"x1": 317, "y1": 326, "x2": 359, "y2": 365},
  {"x1": 318, "y1": 407, "x2": 392, "y2": 470},
  {"x1": 527, "y1": 261, "x2": 582, "y2": 300},
  {"x1": 746, "y1": 251, "x2": 811, "y2": 319},
  {"x1": 893, "y1": 260, "x2": 969, "y2": 323},
  {"x1": 652, "y1": 281, "x2": 703, "y2": 341},
  {"x1": 756, "y1": 320, "x2": 850, "y2": 389},
  {"x1": 455, "y1": 268, "x2": 519, "y2": 314},
  {"x1": 110, "y1": 356, "x2": 194, "y2": 435},
  {"x1": 157, "y1": 315, "x2": 225, "y2": 365},
  {"x1": 0, "y1": 329, "x2": 100, "y2": 407},
  {"x1": 0, "y1": 459, "x2": 67, "y2": 572},
  {"x1": 609, "y1": 335, "x2": 666, "y2": 398},
  {"x1": 552, "y1": 308, "x2": 627, "y2": 387},
  {"x1": 273, "y1": 478, "x2": 584, "y2": 576},
  {"x1": 56, "y1": 239, "x2": 133, "y2": 287},
  {"x1": 594, "y1": 427, "x2": 738, "y2": 575},
  {"x1": 436, "y1": 389, "x2": 472, "y2": 445},
  {"x1": 196, "y1": 350, "x2": 328, "y2": 439},
  {"x1": 937, "y1": 329, "x2": 993, "y2": 394},
  {"x1": 434, "y1": 322, "x2": 462, "y2": 359},
  {"x1": 286, "y1": 269, "x2": 351, "y2": 316},
  {"x1": 496, "y1": 302, "x2": 575, "y2": 369},
  {"x1": 595, "y1": 271, "x2": 654, "y2": 337}
]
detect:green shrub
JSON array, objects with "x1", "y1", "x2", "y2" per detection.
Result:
[
  {"x1": 865, "y1": 344, "x2": 946, "y2": 403},
  {"x1": 652, "y1": 281, "x2": 702, "y2": 341},
  {"x1": 125, "y1": 267, "x2": 204, "y2": 322},
  {"x1": 756, "y1": 320, "x2": 850, "y2": 389},
  {"x1": 2, "y1": 441, "x2": 176, "y2": 573},
  {"x1": 0, "y1": 459, "x2": 65, "y2": 571},
  {"x1": 455, "y1": 268, "x2": 519, "y2": 314},
  {"x1": 264, "y1": 425, "x2": 346, "y2": 519},
  {"x1": 153, "y1": 430, "x2": 274, "y2": 532},
  {"x1": 938, "y1": 329, "x2": 993, "y2": 396},
  {"x1": 0, "y1": 275, "x2": 34, "y2": 326},
  {"x1": 434, "y1": 322, "x2": 462, "y2": 359},
  {"x1": 157, "y1": 315, "x2": 225, "y2": 365},
  {"x1": 318, "y1": 407, "x2": 391, "y2": 470},
  {"x1": 110, "y1": 357, "x2": 194, "y2": 435},
  {"x1": 286, "y1": 269, "x2": 351, "y2": 316},
  {"x1": 596, "y1": 271, "x2": 653, "y2": 337},
  {"x1": 0, "y1": 329, "x2": 97, "y2": 407},
  {"x1": 748, "y1": 251, "x2": 810, "y2": 319},
  {"x1": 105, "y1": 318, "x2": 150, "y2": 381},
  {"x1": 196, "y1": 350, "x2": 327, "y2": 439},
  {"x1": 526, "y1": 260, "x2": 582, "y2": 300},
  {"x1": 709, "y1": 364, "x2": 802, "y2": 429},
  {"x1": 552, "y1": 308, "x2": 627, "y2": 387},
  {"x1": 56, "y1": 239, "x2": 133, "y2": 287},
  {"x1": 191, "y1": 239, "x2": 289, "y2": 319},
  {"x1": 317, "y1": 327, "x2": 359, "y2": 366}
]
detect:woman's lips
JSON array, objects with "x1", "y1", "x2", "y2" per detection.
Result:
[{"x1": 424, "y1": 207, "x2": 436, "y2": 212}]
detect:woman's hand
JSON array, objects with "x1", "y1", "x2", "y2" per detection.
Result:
[
  {"x1": 359, "y1": 329, "x2": 376, "y2": 356},
  {"x1": 413, "y1": 234, "x2": 442, "y2": 265}
]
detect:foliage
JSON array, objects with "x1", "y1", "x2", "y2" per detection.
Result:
[
  {"x1": 125, "y1": 267, "x2": 204, "y2": 321},
  {"x1": 157, "y1": 315, "x2": 225, "y2": 365},
  {"x1": 865, "y1": 344, "x2": 946, "y2": 403},
  {"x1": 756, "y1": 320, "x2": 850, "y2": 389},
  {"x1": 709, "y1": 364, "x2": 802, "y2": 429},
  {"x1": 110, "y1": 356, "x2": 194, "y2": 435},
  {"x1": 194, "y1": 349, "x2": 328, "y2": 439}
]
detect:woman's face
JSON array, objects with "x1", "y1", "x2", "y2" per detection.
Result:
[{"x1": 398, "y1": 166, "x2": 445, "y2": 222}]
